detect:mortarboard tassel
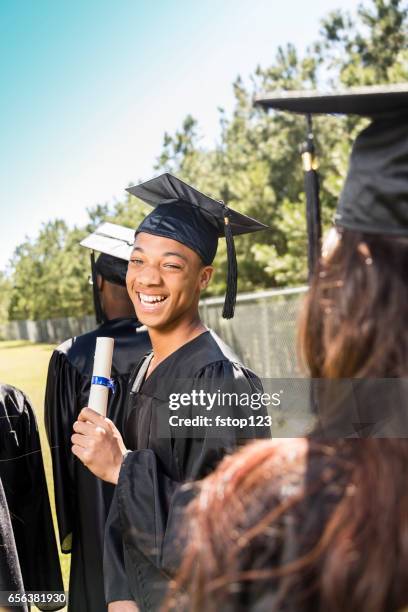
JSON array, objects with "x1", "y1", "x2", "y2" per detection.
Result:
[
  {"x1": 90, "y1": 251, "x2": 106, "y2": 325},
  {"x1": 222, "y1": 205, "x2": 238, "y2": 319},
  {"x1": 302, "y1": 114, "x2": 322, "y2": 279}
]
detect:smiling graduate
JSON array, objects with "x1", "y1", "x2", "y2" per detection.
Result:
[{"x1": 71, "y1": 173, "x2": 270, "y2": 611}]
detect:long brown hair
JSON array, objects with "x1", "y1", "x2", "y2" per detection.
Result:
[
  {"x1": 165, "y1": 229, "x2": 408, "y2": 612},
  {"x1": 300, "y1": 229, "x2": 408, "y2": 378}
]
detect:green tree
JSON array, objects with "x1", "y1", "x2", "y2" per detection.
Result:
[
  {"x1": 0, "y1": 272, "x2": 11, "y2": 324},
  {"x1": 8, "y1": 220, "x2": 92, "y2": 320},
  {"x1": 154, "y1": 0, "x2": 408, "y2": 291},
  {"x1": 318, "y1": 0, "x2": 408, "y2": 85}
]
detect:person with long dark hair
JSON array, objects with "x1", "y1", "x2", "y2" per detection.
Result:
[{"x1": 165, "y1": 87, "x2": 408, "y2": 612}]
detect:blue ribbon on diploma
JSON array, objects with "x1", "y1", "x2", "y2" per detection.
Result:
[{"x1": 91, "y1": 375, "x2": 116, "y2": 395}]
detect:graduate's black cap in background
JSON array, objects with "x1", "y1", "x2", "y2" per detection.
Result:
[
  {"x1": 126, "y1": 173, "x2": 268, "y2": 319},
  {"x1": 255, "y1": 84, "x2": 408, "y2": 116},
  {"x1": 254, "y1": 83, "x2": 408, "y2": 272},
  {"x1": 80, "y1": 222, "x2": 135, "y2": 323}
]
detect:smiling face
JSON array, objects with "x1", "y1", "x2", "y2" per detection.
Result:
[{"x1": 126, "y1": 232, "x2": 213, "y2": 331}]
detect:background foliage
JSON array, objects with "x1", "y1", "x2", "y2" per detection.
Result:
[{"x1": 2, "y1": 0, "x2": 407, "y2": 322}]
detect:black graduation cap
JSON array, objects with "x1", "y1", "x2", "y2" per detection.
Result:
[
  {"x1": 254, "y1": 84, "x2": 408, "y2": 273},
  {"x1": 80, "y1": 222, "x2": 135, "y2": 323},
  {"x1": 126, "y1": 173, "x2": 268, "y2": 319},
  {"x1": 255, "y1": 84, "x2": 408, "y2": 116}
]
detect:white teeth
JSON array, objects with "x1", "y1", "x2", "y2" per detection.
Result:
[{"x1": 139, "y1": 293, "x2": 167, "y2": 304}]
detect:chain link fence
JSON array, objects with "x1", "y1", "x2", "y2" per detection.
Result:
[
  {"x1": 0, "y1": 316, "x2": 96, "y2": 345},
  {"x1": 200, "y1": 287, "x2": 307, "y2": 377}
]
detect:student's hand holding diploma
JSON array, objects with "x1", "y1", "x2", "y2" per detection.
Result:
[{"x1": 71, "y1": 407, "x2": 128, "y2": 484}]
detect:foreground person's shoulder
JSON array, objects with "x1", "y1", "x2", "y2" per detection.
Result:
[
  {"x1": 268, "y1": 437, "x2": 309, "y2": 459},
  {"x1": 193, "y1": 438, "x2": 309, "y2": 525},
  {"x1": 215, "y1": 437, "x2": 309, "y2": 497},
  {"x1": 0, "y1": 383, "x2": 33, "y2": 416},
  {"x1": 235, "y1": 437, "x2": 308, "y2": 470}
]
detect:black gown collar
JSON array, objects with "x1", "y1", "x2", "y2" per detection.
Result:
[
  {"x1": 131, "y1": 330, "x2": 213, "y2": 395},
  {"x1": 130, "y1": 331, "x2": 210, "y2": 395},
  {"x1": 129, "y1": 330, "x2": 245, "y2": 402}
]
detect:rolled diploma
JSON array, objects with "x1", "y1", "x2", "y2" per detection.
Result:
[{"x1": 88, "y1": 337, "x2": 114, "y2": 417}]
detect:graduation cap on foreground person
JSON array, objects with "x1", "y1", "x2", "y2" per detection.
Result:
[
  {"x1": 126, "y1": 173, "x2": 268, "y2": 319},
  {"x1": 254, "y1": 83, "x2": 408, "y2": 276},
  {"x1": 80, "y1": 222, "x2": 135, "y2": 324}
]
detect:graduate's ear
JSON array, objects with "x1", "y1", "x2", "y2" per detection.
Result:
[
  {"x1": 96, "y1": 274, "x2": 104, "y2": 291},
  {"x1": 199, "y1": 265, "x2": 213, "y2": 290}
]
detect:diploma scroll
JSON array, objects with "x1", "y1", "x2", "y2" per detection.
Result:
[{"x1": 88, "y1": 337, "x2": 115, "y2": 417}]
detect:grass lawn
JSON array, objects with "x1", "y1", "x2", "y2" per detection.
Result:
[{"x1": 0, "y1": 340, "x2": 70, "y2": 607}]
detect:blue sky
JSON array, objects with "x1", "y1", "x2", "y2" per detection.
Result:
[{"x1": 0, "y1": 0, "x2": 358, "y2": 271}]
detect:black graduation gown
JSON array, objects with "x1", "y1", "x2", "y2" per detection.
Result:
[
  {"x1": 104, "y1": 330, "x2": 270, "y2": 611},
  {"x1": 0, "y1": 384, "x2": 64, "y2": 611},
  {"x1": 44, "y1": 317, "x2": 151, "y2": 612},
  {"x1": 0, "y1": 476, "x2": 28, "y2": 612}
]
